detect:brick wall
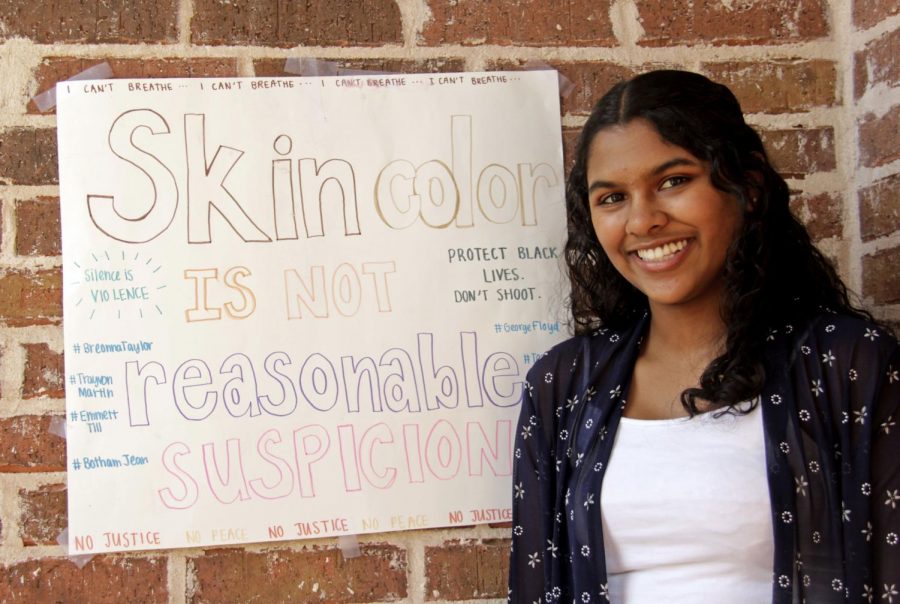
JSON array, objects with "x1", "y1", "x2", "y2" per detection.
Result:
[{"x1": 0, "y1": 1, "x2": 897, "y2": 602}]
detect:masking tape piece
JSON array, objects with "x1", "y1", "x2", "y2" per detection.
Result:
[
  {"x1": 48, "y1": 415, "x2": 67, "y2": 439},
  {"x1": 337, "y1": 534, "x2": 361, "y2": 559},
  {"x1": 283, "y1": 58, "x2": 340, "y2": 77},
  {"x1": 31, "y1": 61, "x2": 114, "y2": 112},
  {"x1": 335, "y1": 68, "x2": 390, "y2": 76},
  {"x1": 522, "y1": 60, "x2": 575, "y2": 99},
  {"x1": 56, "y1": 528, "x2": 96, "y2": 569},
  {"x1": 282, "y1": 58, "x2": 390, "y2": 77}
]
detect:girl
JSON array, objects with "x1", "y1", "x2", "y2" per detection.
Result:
[{"x1": 509, "y1": 70, "x2": 899, "y2": 603}]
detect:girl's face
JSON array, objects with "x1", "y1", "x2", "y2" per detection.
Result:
[{"x1": 585, "y1": 119, "x2": 743, "y2": 314}]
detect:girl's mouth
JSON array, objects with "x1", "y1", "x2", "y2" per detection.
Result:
[{"x1": 634, "y1": 239, "x2": 689, "y2": 262}]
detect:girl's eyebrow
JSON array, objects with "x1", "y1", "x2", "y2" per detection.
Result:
[
  {"x1": 587, "y1": 157, "x2": 700, "y2": 194},
  {"x1": 651, "y1": 157, "x2": 699, "y2": 176}
]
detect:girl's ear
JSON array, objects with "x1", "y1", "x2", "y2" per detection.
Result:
[
  {"x1": 747, "y1": 175, "x2": 762, "y2": 211},
  {"x1": 745, "y1": 152, "x2": 770, "y2": 211},
  {"x1": 745, "y1": 160, "x2": 768, "y2": 210}
]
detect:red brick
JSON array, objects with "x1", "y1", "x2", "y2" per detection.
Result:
[
  {"x1": 702, "y1": 60, "x2": 837, "y2": 114},
  {"x1": 853, "y1": 0, "x2": 900, "y2": 29},
  {"x1": 863, "y1": 245, "x2": 900, "y2": 305},
  {"x1": 789, "y1": 191, "x2": 843, "y2": 241},
  {"x1": 425, "y1": 539, "x2": 509, "y2": 600},
  {"x1": 253, "y1": 59, "x2": 300, "y2": 77},
  {"x1": 855, "y1": 28, "x2": 900, "y2": 99},
  {"x1": 0, "y1": 0, "x2": 176, "y2": 44},
  {"x1": 0, "y1": 556, "x2": 167, "y2": 603},
  {"x1": 421, "y1": 0, "x2": 616, "y2": 47},
  {"x1": 0, "y1": 128, "x2": 58, "y2": 185},
  {"x1": 859, "y1": 105, "x2": 900, "y2": 168},
  {"x1": 253, "y1": 57, "x2": 467, "y2": 77},
  {"x1": 22, "y1": 343, "x2": 65, "y2": 399},
  {"x1": 188, "y1": 545, "x2": 407, "y2": 603},
  {"x1": 637, "y1": 0, "x2": 829, "y2": 46},
  {"x1": 761, "y1": 127, "x2": 836, "y2": 178},
  {"x1": 0, "y1": 416, "x2": 66, "y2": 473},
  {"x1": 29, "y1": 58, "x2": 240, "y2": 113},
  {"x1": 15, "y1": 197, "x2": 60, "y2": 256},
  {"x1": 19, "y1": 483, "x2": 67, "y2": 546},
  {"x1": 0, "y1": 268, "x2": 62, "y2": 327},
  {"x1": 859, "y1": 173, "x2": 900, "y2": 241},
  {"x1": 191, "y1": 0, "x2": 402, "y2": 47},
  {"x1": 488, "y1": 61, "x2": 634, "y2": 116}
]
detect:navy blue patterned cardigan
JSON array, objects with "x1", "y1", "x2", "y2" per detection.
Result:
[{"x1": 509, "y1": 312, "x2": 899, "y2": 603}]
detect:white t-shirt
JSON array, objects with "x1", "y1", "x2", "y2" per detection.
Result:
[{"x1": 601, "y1": 402, "x2": 774, "y2": 603}]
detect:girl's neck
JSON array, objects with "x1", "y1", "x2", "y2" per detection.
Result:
[
  {"x1": 645, "y1": 295, "x2": 728, "y2": 365},
  {"x1": 624, "y1": 298, "x2": 728, "y2": 420}
]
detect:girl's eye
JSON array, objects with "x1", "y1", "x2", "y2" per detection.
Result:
[
  {"x1": 595, "y1": 192, "x2": 625, "y2": 206},
  {"x1": 660, "y1": 175, "x2": 689, "y2": 190}
]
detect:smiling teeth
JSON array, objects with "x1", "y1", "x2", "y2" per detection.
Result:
[{"x1": 636, "y1": 239, "x2": 688, "y2": 261}]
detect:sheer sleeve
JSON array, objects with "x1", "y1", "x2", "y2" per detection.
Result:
[
  {"x1": 816, "y1": 319, "x2": 900, "y2": 600},
  {"x1": 774, "y1": 316, "x2": 899, "y2": 602},
  {"x1": 866, "y1": 333, "x2": 900, "y2": 600},
  {"x1": 509, "y1": 372, "x2": 556, "y2": 603}
]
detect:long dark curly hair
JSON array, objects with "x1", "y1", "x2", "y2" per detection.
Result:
[{"x1": 566, "y1": 69, "x2": 873, "y2": 414}]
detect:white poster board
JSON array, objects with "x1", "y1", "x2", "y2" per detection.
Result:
[{"x1": 57, "y1": 71, "x2": 567, "y2": 554}]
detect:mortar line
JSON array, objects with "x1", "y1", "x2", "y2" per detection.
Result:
[{"x1": 830, "y1": 0, "x2": 860, "y2": 291}]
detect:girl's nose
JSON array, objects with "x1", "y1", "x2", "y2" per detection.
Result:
[{"x1": 625, "y1": 194, "x2": 668, "y2": 236}]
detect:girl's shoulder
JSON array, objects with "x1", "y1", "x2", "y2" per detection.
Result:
[
  {"x1": 527, "y1": 320, "x2": 644, "y2": 379},
  {"x1": 779, "y1": 312, "x2": 898, "y2": 408},
  {"x1": 791, "y1": 312, "x2": 897, "y2": 362},
  {"x1": 523, "y1": 318, "x2": 646, "y2": 414}
]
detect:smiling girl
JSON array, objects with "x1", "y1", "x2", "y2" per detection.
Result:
[{"x1": 508, "y1": 70, "x2": 899, "y2": 603}]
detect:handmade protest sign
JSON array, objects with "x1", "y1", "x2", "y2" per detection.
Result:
[{"x1": 57, "y1": 71, "x2": 567, "y2": 554}]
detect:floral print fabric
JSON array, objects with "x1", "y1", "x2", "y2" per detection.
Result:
[{"x1": 509, "y1": 312, "x2": 899, "y2": 603}]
